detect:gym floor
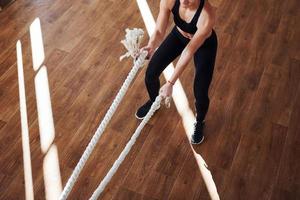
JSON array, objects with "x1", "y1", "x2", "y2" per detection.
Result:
[{"x1": 0, "y1": 0, "x2": 299, "y2": 199}]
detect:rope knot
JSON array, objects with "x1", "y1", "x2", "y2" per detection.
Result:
[{"x1": 120, "y1": 28, "x2": 144, "y2": 61}]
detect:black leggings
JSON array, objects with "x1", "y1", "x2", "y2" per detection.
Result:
[{"x1": 145, "y1": 26, "x2": 218, "y2": 122}]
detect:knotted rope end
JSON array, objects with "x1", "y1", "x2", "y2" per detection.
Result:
[{"x1": 120, "y1": 28, "x2": 144, "y2": 62}]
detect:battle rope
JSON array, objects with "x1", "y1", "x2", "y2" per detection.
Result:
[
  {"x1": 59, "y1": 28, "x2": 147, "y2": 200},
  {"x1": 89, "y1": 95, "x2": 162, "y2": 200}
]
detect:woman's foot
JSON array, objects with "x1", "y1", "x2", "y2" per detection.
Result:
[
  {"x1": 135, "y1": 100, "x2": 159, "y2": 120},
  {"x1": 191, "y1": 121, "x2": 205, "y2": 144}
]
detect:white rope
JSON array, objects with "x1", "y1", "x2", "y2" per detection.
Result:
[
  {"x1": 120, "y1": 28, "x2": 144, "y2": 61},
  {"x1": 59, "y1": 28, "x2": 147, "y2": 200},
  {"x1": 89, "y1": 95, "x2": 162, "y2": 200}
]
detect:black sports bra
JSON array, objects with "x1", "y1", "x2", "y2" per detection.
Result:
[{"x1": 171, "y1": 0, "x2": 205, "y2": 34}]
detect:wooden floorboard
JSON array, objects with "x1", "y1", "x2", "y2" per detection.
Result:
[{"x1": 0, "y1": 0, "x2": 299, "y2": 199}]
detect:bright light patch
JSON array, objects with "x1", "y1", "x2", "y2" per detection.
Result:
[
  {"x1": 34, "y1": 65, "x2": 55, "y2": 153},
  {"x1": 30, "y1": 18, "x2": 45, "y2": 71},
  {"x1": 43, "y1": 145, "x2": 62, "y2": 200},
  {"x1": 193, "y1": 150, "x2": 220, "y2": 200},
  {"x1": 17, "y1": 40, "x2": 35, "y2": 200}
]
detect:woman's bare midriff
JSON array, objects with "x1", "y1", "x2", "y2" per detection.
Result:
[
  {"x1": 176, "y1": 26, "x2": 212, "y2": 39},
  {"x1": 176, "y1": 26, "x2": 194, "y2": 39}
]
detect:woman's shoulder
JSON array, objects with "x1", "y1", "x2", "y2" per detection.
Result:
[
  {"x1": 160, "y1": 0, "x2": 176, "y2": 11},
  {"x1": 196, "y1": 1, "x2": 216, "y2": 27},
  {"x1": 203, "y1": 0, "x2": 217, "y2": 18}
]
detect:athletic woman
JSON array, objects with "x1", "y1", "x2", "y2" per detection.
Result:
[{"x1": 135, "y1": 0, "x2": 218, "y2": 144}]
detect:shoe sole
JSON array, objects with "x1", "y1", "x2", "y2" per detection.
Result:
[
  {"x1": 135, "y1": 112, "x2": 145, "y2": 120},
  {"x1": 135, "y1": 106, "x2": 160, "y2": 120},
  {"x1": 191, "y1": 136, "x2": 205, "y2": 145}
]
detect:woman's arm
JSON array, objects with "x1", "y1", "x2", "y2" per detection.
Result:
[
  {"x1": 146, "y1": 0, "x2": 172, "y2": 50},
  {"x1": 168, "y1": 4, "x2": 216, "y2": 84}
]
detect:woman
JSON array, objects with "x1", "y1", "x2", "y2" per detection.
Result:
[{"x1": 135, "y1": 0, "x2": 218, "y2": 144}]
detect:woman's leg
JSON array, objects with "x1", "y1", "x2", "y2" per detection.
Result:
[
  {"x1": 193, "y1": 31, "x2": 218, "y2": 123},
  {"x1": 145, "y1": 27, "x2": 186, "y2": 101}
]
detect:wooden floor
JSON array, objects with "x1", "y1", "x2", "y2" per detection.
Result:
[{"x1": 0, "y1": 0, "x2": 299, "y2": 199}]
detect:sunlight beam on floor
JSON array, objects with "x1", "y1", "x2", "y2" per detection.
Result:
[
  {"x1": 16, "y1": 40, "x2": 35, "y2": 200},
  {"x1": 30, "y1": 17, "x2": 62, "y2": 200},
  {"x1": 30, "y1": 18, "x2": 45, "y2": 71},
  {"x1": 43, "y1": 145, "x2": 63, "y2": 200},
  {"x1": 34, "y1": 65, "x2": 55, "y2": 153}
]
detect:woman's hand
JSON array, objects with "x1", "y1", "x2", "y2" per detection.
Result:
[
  {"x1": 159, "y1": 82, "x2": 173, "y2": 98},
  {"x1": 159, "y1": 82, "x2": 173, "y2": 108},
  {"x1": 140, "y1": 43, "x2": 155, "y2": 60}
]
